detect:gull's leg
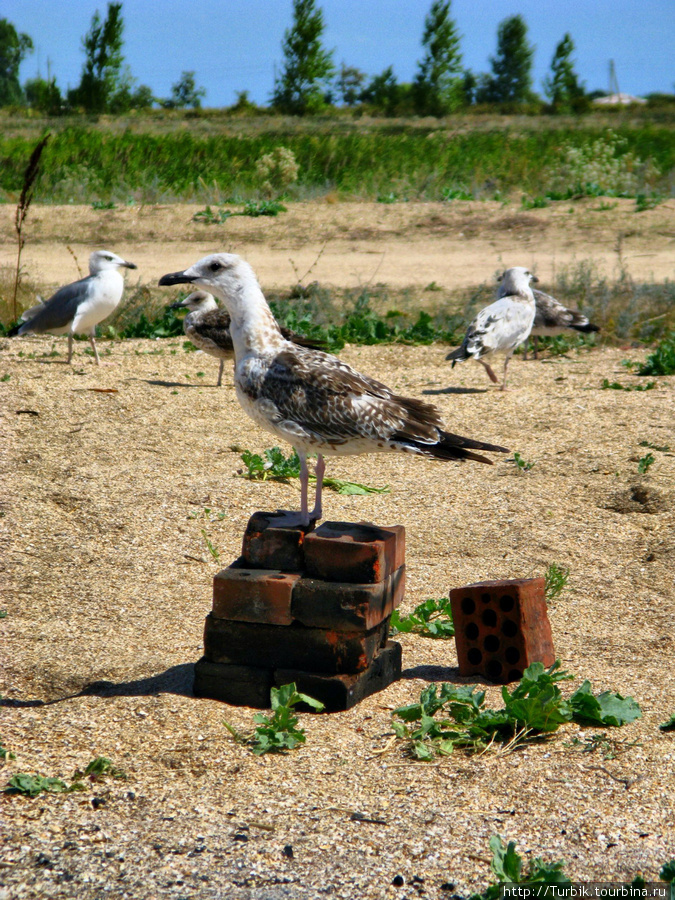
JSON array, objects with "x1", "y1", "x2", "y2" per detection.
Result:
[
  {"x1": 532, "y1": 336, "x2": 539, "y2": 360},
  {"x1": 89, "y1": 331, "x2": 101, "y2": 366},
  {"x1": 67, "y1": 333, "x2": 74, "y2": 364},
  {"x1": 522, "y1": 342, "x2": 529, "y2": 361},
  {"x1": 310, "y1": 454, "x2": 325, "y2": 522},
  {"x1": 478, "y1": 358, "x2": 499, "y2": 384},
  {"x1": 500, "y1": 352, "x2": 514, "y2": 391},
  {"x1": 299, "y1": 451, "x2": 310, "y2": 526},
  {"x1": 217, "y1": 359, "x2": 224, "y2": 387}
]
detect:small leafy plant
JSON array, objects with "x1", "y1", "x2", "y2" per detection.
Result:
[
  {"x1": 0, "y1": 743, "x2": 16, "y2": 763},
  {"x1": 659, "y1": 714, "x2": 675, "y2": 732},
  {"x1": 4, "y1": 773, "x2": 86, "y2": 798},
  {"x1": 639, "y1": 440, "x2": 670, "y2": 452},
  {"x1": 544, "y1": 563, "x2": 569, "y2": 604},
  {"x1": 390, "y1": 598, "x2": 454, "y2": 638},
  {"x1": 241, "y1": 199, "x2": 287, "y2": 217},
  {"x1": 74, "y1": 757, "x2": 126, "y2": 781},
  {"x1": 91, "y1": 199, "x2": 116, "y2": 210},
  {"x1": 564, "y1": 731, "x2": 639, "y2": 760},
  {"x1": 637, "y1": 452, "x2": 655, "y2": 475},
  {"x1": 509, "y1": 451, "x2": 535, "y2": 472},
  {"x1": 391, "y1": 662, "x2": 641, "y2": 760},
  {"x1": 224, "y1": 683, "x2": 324, "y2": 755},
  {"x1": 1, "y1": 374, "x2": 10, "y2": 382},
  {"x1": 602, "y1": 379, "x2": 656, "y2": 391},
  {"x1": 469, "y1": 834, "x2": 569, "y2": 900},
  {"x1": 638, "y1": 333, "x2": 675, "y2": 376},
  {"x1": 188, "y1": 506, "x2": 227, "y2": 521},
  {"x1": 193, "y1": 205, "x2": 233, "y2": 224},
  {"x1": 200, "y1": 529, "x2": 221, "y2": 563},
  {"x1": 239, "y1": 447, "x2": 389, "y2": 495}
]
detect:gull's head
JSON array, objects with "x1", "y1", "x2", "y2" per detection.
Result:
[
  {"x1": 89, "y1": 250, "x2": 137, "y2": 275},
  {"x1": 497, "y1": 266, "x2": 538, "y2": 299},
  {"x1": 169, "y1": 290, "x2": 219, "y2": 314},
  {"x1": 159, "y1": 253, "x2": 253, "y2": 305}
]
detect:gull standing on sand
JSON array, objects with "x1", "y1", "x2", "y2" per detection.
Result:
[
  {"x1": 524, "y1": 288, "x2": 599, "y2": 359},
  {"x1": 446, "y1": 266, "x2": 538, "y2": 390},
  {"x1": 170, "y1": 290, "x2": 327, "y2": 387},
  {"x1": 8, "y1": 250, "x2": 137, "y2": 365},
  {"x1": 159, "y1": 253, "x2": 508, "y2": 526}
]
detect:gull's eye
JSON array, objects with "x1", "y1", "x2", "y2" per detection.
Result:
[{"x1": 209, "y1": 262, "x2": 222, "y2": 272}]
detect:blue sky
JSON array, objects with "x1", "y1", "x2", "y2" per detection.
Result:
[{"x1": 5, "y1": 1, "x2": 673, "y2": 106}]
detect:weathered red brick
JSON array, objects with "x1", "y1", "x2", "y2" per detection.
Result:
[
  {"x1": 242, "y1": 511, "x2": 315, "y2": 572},
  {"x1": 303, "y1": 521, "x2": 405, "y2": 584},
  {"x1": 203, "y1": 614, "x2": 390, "y2": 675},
  {"x1": 449, "y1": 577, "x2": 555, "y2": 684},
  {"x1": 275, "y1": 640, "x2": 402, "y2": 712},
  {"x1": 212, "y1": 560, "x2": 300, "y2": 626},
  {"x1": 193, "y1": 657, "x2": 273, "y2": 708},
  {"x1": 291, "y1": 566, "x2": 405, "y2": 631}
]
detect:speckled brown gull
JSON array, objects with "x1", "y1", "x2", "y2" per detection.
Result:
[
  {"x1": 446, "y1": 266, "x2": 538, "y2": 390},
  {"x1": 170, "y1": 290, "x2": 326, "y2": 387},
  {"x1": 160, "y1": 253, "x2": 508, "y2": 526},
  {"x1": 8, "y1": 250, "x2": 136, "y2": 365}
]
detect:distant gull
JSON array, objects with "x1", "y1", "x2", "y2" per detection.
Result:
[
  {"x1": 8, "y1": 250, "x2": 136, "y2": 365},
  {"x1": 170, "y1": 290, "x2": 326, "y2": 387},
  {"x1": 446, "y1": 267, "x2": 537, "y2": 390},
  {"x1": 159, "y1": 253, "x2": 508, "y2": 526},
  {"x1": 525, "y1": 288, "x2": 599, "y2": 359}
]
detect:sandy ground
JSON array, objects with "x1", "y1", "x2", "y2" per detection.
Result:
[
  {"x1": 1, "y1": 203, "x2": 675, "y2": 899},
  {"x1": 1, "y1": 328, "x2": 674, "y2": 900},
  {"x1": 1, "y1": 198, "x2": 674, "y2": 296}
]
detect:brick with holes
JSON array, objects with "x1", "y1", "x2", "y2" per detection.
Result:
[{"x1": 449, "y1": 577, "x2": 555, "y2": 684}]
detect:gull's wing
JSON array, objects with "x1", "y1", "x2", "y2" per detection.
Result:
[{"x1": 18, "y1": 276, "x2": 94, "y2": 335}]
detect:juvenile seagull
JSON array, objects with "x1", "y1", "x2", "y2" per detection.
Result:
[
  {"x1": 8, "y1": 250, "x2": 136, "y2": 365},
  {"x1": 525, "y1": 288, "x2": 600, "y2": 359},
  {"x1": 446, "y1": 267, "x2": 538, "y2": 390},
  {"x1": 160, "y1": 253, "x2": 508, "y2": 526},
  {"x1": 170, "y1": 290, "x2": 326, "y2": 387}
]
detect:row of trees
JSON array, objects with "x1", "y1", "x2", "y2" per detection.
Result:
[
  {"x1": 0, "y1": 4, "x2": 205, "y2": 114},
  {"x1": 273, "y1": 0, "x2": 586, "y2": 115},
  {"x1": 1, "y1": 1, "x2": 590, "y2": 116}
]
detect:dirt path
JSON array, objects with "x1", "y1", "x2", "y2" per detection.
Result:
[
  {"x1": 1, "y1": 199, "x2": 674, "y2": 297},
  {"x1": 1, "y1": 329, "x2": 674, "y2": 897}
]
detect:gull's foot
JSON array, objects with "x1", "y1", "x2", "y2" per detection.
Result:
[{"x1": 268, "y1": 509, "x2": 320, "y2": 529}]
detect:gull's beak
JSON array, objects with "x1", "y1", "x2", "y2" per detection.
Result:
[
  {"x1": 531, "y1": 275, "x2": 539, "y2": 283},
  {"x1": 159, "y1": 270, "x2": 194, "y2": 287},
  {"x1": 169, "y1": 300, "x2": 186, "y2": 310},
  {"x1": 123, "y1": 261, "x2": 137, "y2": 269}
]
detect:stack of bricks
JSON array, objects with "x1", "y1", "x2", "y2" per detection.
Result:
[
  {"x1": 194, "y1": 513, "x2": 405, "y2": 711},
  {"x1": 449, "y1": 577, "x2": 555, "y2": 684}
]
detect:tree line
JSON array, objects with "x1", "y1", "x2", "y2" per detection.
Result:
[{"x1": 0, "y1": 0, "x2": 637, "y2": 117}]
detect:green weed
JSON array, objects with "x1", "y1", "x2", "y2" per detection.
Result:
[
  {"x1": 192, "y1": 205, "x2": 232, "y2": 224},
  {"x1": 91, "y1": 199, "x2": 116, "y2": 210},
  {"x1": 638, "y1": 453, "x2": 656, "y2": 475},
  {"x1": 639, "y1": 440, "x2": 670, "y2": 452},
  {"x1": 188, "y1": 506, "x2": 226, "y2": 521},
  {"x1": 659, "y1": 714, "x2": 675, "y2": 732},
  {"x1": 521, "y1": 195, "x2": 549, "y2": 209},
  {"x1": 390, "y1": 598, "x2": 454, "y2": 638},
  {"x1": 4, "y1": 773, "x2": 86, "y2": 798},
  {"x1": 0, "y1": 374, "x2": 11, "y2": 382},
  {"x1": 661, "y1": 861, "x2": 675, "y2": 882},
  {"x1": 0, "y1": 743, "x2": 16, "y2": 763},
  {"x1": 544, "y1": 563, "x2": 569, "y2": 604},
  {"x1": 224, "y1": 683, "x2": 324, "y2": 755},
  {"x1": 564, "y1": 731, "x2": 640, "y2": 760},
  {"x1": 241, "y1": 199, "x2": 287, "y2": 216},
  {"x1": 635, "y1": 192, "x2": 661, "y2": 212},
  {"x1": 391, "y1": 661, "x2": 641, "y2": 759},
  {"x1": 638, "y1": 332, "x2": 675, "y2": 376},
  {"x1": 200, "y1": 529, "x2": 221, "y2": 563},
  {"x1": 239, "y1": 446, "x2": 389, "y2": 495},
  {"x1": 509, "y1": 451, "x2": 535, "y2": 472},
  {"x1": 601, "y1": 379, "x2": 656, "y2": 391},
  {"x1": 74, "y1": 757, "x2": 126, "y2": 781},
  {"x1": 442, "y1": 186, "x2": 474, "y2": 201},
  {"x1": 469, "y1": 834, "x2": 569, "y2": 899}
]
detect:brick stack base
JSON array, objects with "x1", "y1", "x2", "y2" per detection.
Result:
[
  {"x1": 193, "y1": 513, "x2": 404, "y2": 711},
  {"x1": 449, "y1": 577, "x2": 555, "y2": 684}
]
